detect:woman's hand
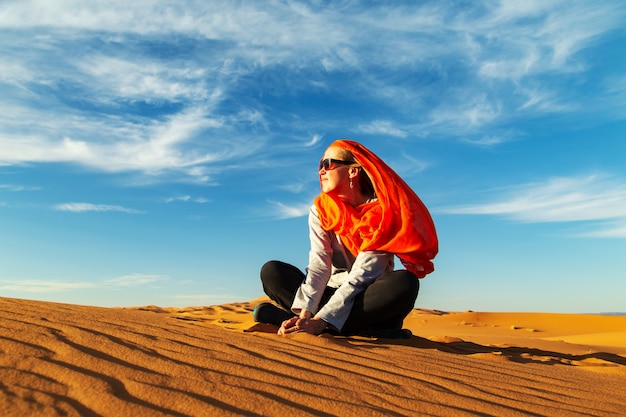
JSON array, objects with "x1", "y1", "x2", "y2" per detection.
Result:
[
  {"x1": 278, "y1": 311, "x2": 327, "y2": 336},
  {"x1": 277, "y1": 317, "x2": 299, "y2": 335}
]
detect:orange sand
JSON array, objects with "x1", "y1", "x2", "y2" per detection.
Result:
[{"x1": 1, "y1": 296, "x2": 625, "y2": 416}]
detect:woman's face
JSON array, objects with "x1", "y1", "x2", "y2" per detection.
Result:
[{"x1": 319, "y1": 147, "x2": 352, "y2": 196}]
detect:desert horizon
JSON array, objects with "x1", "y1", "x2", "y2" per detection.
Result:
[{"x1": 1, "y1": 295, "x2": 625, "y2": 416}]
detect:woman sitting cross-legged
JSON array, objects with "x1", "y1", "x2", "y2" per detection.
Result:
[{"x1": 255, "y1": 139, "x2": 438, "y2": 338}]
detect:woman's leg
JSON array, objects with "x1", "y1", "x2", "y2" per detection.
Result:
[
  {"x1": 342, "y1": 270, "x2": 419, "y2": 332},
  {"x1": 260, "y1": 260, "x2": 305, "y2": 312}
]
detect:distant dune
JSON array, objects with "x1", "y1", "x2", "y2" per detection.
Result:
[{"x1": 1, "y1": 296, "x2": 625, "y2": 416}]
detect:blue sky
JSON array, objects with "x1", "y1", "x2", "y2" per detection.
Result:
[{"x1": 1, "y1": 1, "x2": 625, "y2": 313}]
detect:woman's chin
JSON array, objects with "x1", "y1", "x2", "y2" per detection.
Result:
[{"x1": 321, "y1": 186, "x2": 338, "y2": 196}]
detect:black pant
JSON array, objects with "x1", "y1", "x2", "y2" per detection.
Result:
[{"x1": 260, "y1": 260, "x2": 419, "y2": 332}]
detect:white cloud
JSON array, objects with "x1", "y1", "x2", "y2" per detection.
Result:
[
  {"x1": 0, "y1": 60, "x2": 35, "y2": 87},
  {"x1": 579, "y1": 222, "x2": 626, "y2": 238},
  {"x1": 390, "y1": 153, "x2": 430, "y2": 177},
  {"x1": 267, "y1": 200, "x2": 311, "y2": 219},
  {"x1": 467, "y1": 0, "x2": 622, "y2": 74},
  {"x1": 278, "y1": 182, "x2": 308, "y2": 194},
  {"x1": 0, "y1": 1, "x2": 624, "y2": 179},
  {"x1": 0, "y1": 279, "x2": 98, "y2": 293},
  {"x1": 304, "y1": 134, "x2": 323, "y2": 147},
  {"x1": 0, "y1": 134, "x2": 90, "y2": 164},
  {"x1": 0, "y1": 273, "x2": 170, "y2": 293},
  {"x1": 1, "y1": 2, "x2": 621, "y2": 80},
  {"x1": 0, "y1": 184, "x2": 41, "y2": 191},
  {"x1": 106, "y1": 273, "x2": 168, "y2": 287},
  {"x1": 165, "y1": 195, "x2": 191, "y2": 203},
  {"x1": 424, "y1": 95, "x2": 502, "y2": 134},
  {"x1": 461, "y1": 135, "x2": 509, "y2": 146},
  {"x1": 75, "y1": 55, "x2": 209, "y2": 103},
  {"x1": 605, "y1": 74, "x2": 626, "y2": 96},
  {"x1": 357, "y1": 120, "x2": 407, "y2": 138},
  {"x1": 0, "y1": 105, "x2": 237, "y2": 182},
  {"x1": 439, "y1": 174, "x2": 626, "y2": 237},
  {"x1": 601, "y1": 74, "x2": 626, "y2": 118},
  {"x1": 54, "y1": 202, "x2": 143, "y2": 214},
  {"x1": 165, "y1": 195, "x2": 209, "y2": 203},
  {"x1": 516, "y1": 88, "x2": 576, "y2": 113}
]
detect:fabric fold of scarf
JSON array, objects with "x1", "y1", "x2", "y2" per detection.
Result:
[{"x1": 314, "y1": 140, "x2": 438, "y2": 278}]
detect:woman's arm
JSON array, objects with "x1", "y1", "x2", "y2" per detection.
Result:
[
  {"x1": 315, "y1": 250, "x2": 393, "y2": 331},
  {"x1": 290, "y1": 206, "x2": 333, "y2": 316}
]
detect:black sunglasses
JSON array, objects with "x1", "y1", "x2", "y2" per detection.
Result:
[{"x1": 319, "y1": 158, "x2": 353, "y2": 171}]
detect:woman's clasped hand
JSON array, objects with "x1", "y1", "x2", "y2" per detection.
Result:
[{"x1": 278, "y1": 310, "x2": 328, "y2": 335}]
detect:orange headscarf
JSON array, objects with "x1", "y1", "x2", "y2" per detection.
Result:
[{"x1": 314, "y1": 140, "x2": 438, "y2": 278}]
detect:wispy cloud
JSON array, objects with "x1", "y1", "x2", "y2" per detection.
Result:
[
  {"x1": 0, "y1": 184, "x2": 41, "y2": 191},
  {"x1": 424, "y1": 95, "x2": 502, "y2": 135},
  {"x1": 54, "y1": 202, "x2": 143, "y2": 214},
  {"x1": 0, "y1": 273, "x2": 169, "y2": 293},
  {"x1": 0, "y1": 0, "x2": 623, "y2": 180},
  {"x1": 166, "y1": 195, "x2": 192, "y2": 203},
  {"x1": 0, "y1": 106, "x2": 235, "y2": 182},
  {"x1": 276, "y1": 180, "x2": 314, "y2": 194},
  {"x1": 357, "y1": 120, "x2": 407, "y2": 138},
  {"x1": 0, "y1": 279, "x2": 99, "y2": 293},
  {"x1": 105, "y1": 273, "x2": 168, "y2": 287},
  {"x1": 439, "y1": 173, "x2": 626, "y2": 237},
  {"x1": 461, "y1": 135, "x2": 511, "y2": 147},
  {"x1": 75, "y1": 55, "x2": 210, "y2": 103},
  {"x1": 390, "y1": 153, "x2": 430, "y2": 178},
  {"x1": 469, "y1": 1, "x2": 622, "y2": 75},
  {"x1": 266, "y1": 200, "x2": 311, "y2": 219},
  {"x1": 299, "y1": 134, "x2": 322, "y2": 148},
  {"x1": 580, "y1": 222, "x2": 626, "y2": 239},
  {"x1": 165, "y1": 195, "x2": 209, "y2": 203}
]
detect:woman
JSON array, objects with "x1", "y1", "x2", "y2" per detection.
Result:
[{"x1": 255, "y1": 139, "x2": 438, "y2": 338}]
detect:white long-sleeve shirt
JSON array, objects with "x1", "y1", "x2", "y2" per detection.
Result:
[{"x1": 291, "y1": 205, "x2": 394, "y2": 331}]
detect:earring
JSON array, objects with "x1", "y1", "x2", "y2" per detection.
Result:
[{"x1": 349, "y1": 178, "x2": 354, "y2": 189}]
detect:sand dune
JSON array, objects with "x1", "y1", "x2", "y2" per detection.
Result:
[{"x1": 1, "y1": 297, "x2": 625, "y2": 416}]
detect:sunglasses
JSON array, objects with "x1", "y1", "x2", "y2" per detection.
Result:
[{"x1": 318, "y1": 158, "x2": 353, "y2": 171}]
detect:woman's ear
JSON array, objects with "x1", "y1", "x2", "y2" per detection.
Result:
[{"x1": 348, "y1": 166, "x2": 361, "y2": 179}]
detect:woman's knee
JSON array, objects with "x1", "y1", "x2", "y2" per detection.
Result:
[
  {"x1": 384, "y1": 270, "x2": 419, "y2": 301},
  {"x1": 260, "y1": 260, "x2": 283, "y2": 284},
  {"x1": 260, "y1": 260, "x2": 304, "y2": 286},
  {"x1": 402, "y1": 270, "x2": 420, "y2": 296}
]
